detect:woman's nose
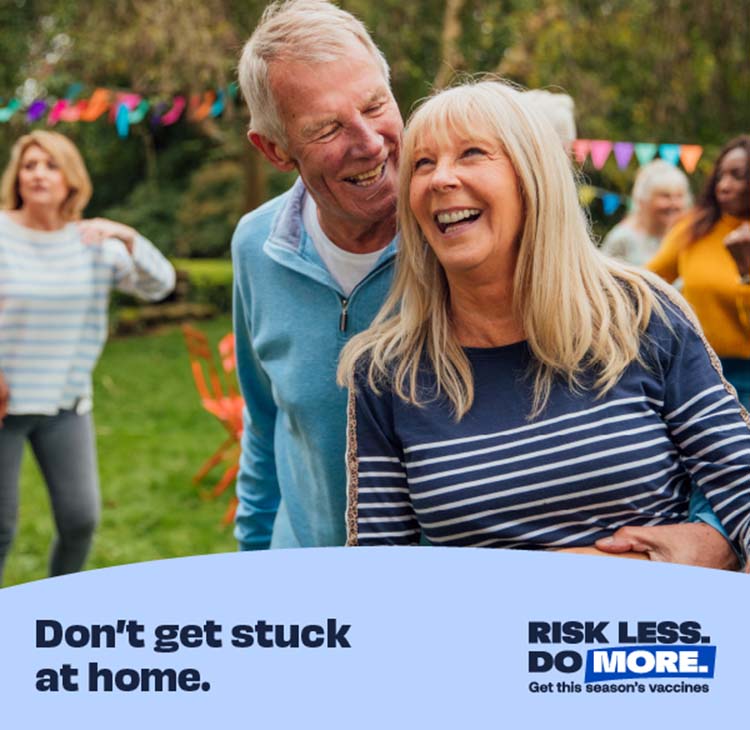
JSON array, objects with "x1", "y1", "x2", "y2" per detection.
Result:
[{"x1": 430, "y1": 161, "x2": 459, "y2": 190}]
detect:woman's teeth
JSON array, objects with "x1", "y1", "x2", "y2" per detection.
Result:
[{"x1": 435, "y1": 208, "x2": 481, "y2": 232}]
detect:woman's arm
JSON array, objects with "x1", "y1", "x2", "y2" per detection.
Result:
[
  {"x1": 345, "y1": 374, "x2": 420, "y2": 547},
  {"x1": 656, "y1": 296, "x2": 750, "y2": 563},
  {"x1": 78, "y1": 218, "x2": 175, "y2": 301}
]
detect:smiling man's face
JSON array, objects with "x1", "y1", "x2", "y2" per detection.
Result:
[{"x1": 264, "y1": 40, "x2": 402, "y2": 251}]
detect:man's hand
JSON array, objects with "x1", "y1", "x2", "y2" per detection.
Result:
[{"x1": 595, "y1": 523, "x2": 739, "y2": 570}]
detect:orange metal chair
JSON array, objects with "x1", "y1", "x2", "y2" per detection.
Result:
[{"x1": 182, "y1": 325, "x2": 243, "y2": 521}]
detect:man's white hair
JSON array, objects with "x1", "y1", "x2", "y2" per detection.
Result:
[{"x1": 238, "y1": 0, "x2": 390, "y2": 146}]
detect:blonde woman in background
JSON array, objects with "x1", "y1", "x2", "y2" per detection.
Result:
[
  {"x1": 0, "y1": 131, "x2": 175, "y2": 584},
  {"x1": 602, "y1": 160, "x2": 690, "y2": 267},
  {"x1": 338, "y1": 81, "x2": 750, "y2": 564}
]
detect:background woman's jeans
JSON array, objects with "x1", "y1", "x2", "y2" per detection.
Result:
[
  {"x1": 0, "y1": 408, "x2": 100, "y2": 585},
  {"x1": 721, "y1": 358, "x2": 750, "y2": 409}
]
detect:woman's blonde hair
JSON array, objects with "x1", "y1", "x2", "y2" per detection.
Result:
[
  {"x1": 338, "y1": 79, "x2": 665, "y2": 418},
  {"x1": 0, "y1": 130, "x2": 92, "y2": 221}
]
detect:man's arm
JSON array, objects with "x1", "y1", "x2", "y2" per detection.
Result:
[
  {"x1": 232, "y1": 247, "x2": 281, "y2": 551},
  {"x1": 595, "y1": 523, "x2": 738, "y2": 569}
]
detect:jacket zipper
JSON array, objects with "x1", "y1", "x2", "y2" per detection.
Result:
[
  {"x1": 336, "y1": 251, "x2": 396, "y2": 333},
  {"x1": 339, "y1": 298, "x2": 349, "y2": 332}
]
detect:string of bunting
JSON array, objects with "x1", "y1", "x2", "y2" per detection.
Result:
[
  {"x1": 572, "y1": 140, "x2": 705, "y2": 216},
  {"x1": 0, "y1": 82, "x2": 240, "y2": 138},
  {"x1": 1, "y1": 85, "x2": 706, "y2": 219}
]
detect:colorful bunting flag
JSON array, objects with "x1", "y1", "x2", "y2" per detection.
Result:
[
  {"x1": 0, "y1": 98, "x2": 20, "y2": 122},
  {"x1": 613, "y1": 142, "x2": 634, "y2": 170},
  {"x1": 590, "y1": 140, "x2": 613, "y2": 170},
  {"x1": 634, "y1": 142, "x2": 658, "y2": 166},
  {"x1": 210, "y1": 90, "x2": 225, "y2": 118},
  {"x1": 658, "y1": 143, "x2": 681, "y2": 166},
  {"x1": 578, "y1": 185, "x2": 597, "y2": 206},
  {"x1": 161, "y1": 96, "x2": 186, "y2": 126},
  {"x1": 602, "y1": 193, "x2": 622, "y2": 215},
  {"x1": 26, "y1": 99, "x2": 48, "y2": 122},
  {"x1": 47, "y1": 99, "x2": 69, "y2": 125},
  {"x1": 679, "y1": 144, "x2": 703, "y2": 173},
  {"x1": 572, "y1": 139, "x2": 590, "y2": 165},
  {"x1": 115, "y1": 103, "x2": 130, "y2": 138},
  {"x1": 79, "y1": 88, "x2": 111, "y2": 121},
  {"x1": 128, "y1": 100, "x2": 150, "y2": 124}
]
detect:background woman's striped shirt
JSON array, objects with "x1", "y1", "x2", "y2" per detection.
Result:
[
  {"x1": 0, "y1": 212, "x2": 175, "y2": 415},
  {"x1": 348, "y1": 300, "x2": 750, "y2": 560}
]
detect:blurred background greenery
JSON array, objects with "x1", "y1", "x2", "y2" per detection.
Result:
[{"x1": 1, "y1": 0, "x2": 749, "y2": 249}]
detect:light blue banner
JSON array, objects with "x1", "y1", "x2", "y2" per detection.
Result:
[{"x1": 0, "y1": 548, "x2": 747, "y2": 728}]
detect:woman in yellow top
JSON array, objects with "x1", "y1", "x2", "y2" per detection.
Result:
[{"x1": 648, "y1": 135, "x2": 750, "y2": 405}]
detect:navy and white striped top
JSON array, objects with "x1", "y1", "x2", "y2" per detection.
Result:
[
  {"x1": 0, "y1": 212, "x2": 175, "y2": 415},
  {"x1": 347, "y1": 299, "x2": 750, "y2": 559}
]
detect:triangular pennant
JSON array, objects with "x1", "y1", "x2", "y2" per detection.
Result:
[
  {"x1": 59, "y1": 99, "x2": 87, "y2": 122},
  {"x1": 128, "y1": 100, "x2": 150, "y2": 124},
  {"x1": 149, "y1": 101, "x2": 170, "y2": 127},
  {"x1": 602, "y1": 192, "x2": 622, "y2": 215},
  {"x1": 679, "y1": 144, "x2": 703, "y2": 174},
  {"x1": 578, "y1": 185, "x2": 597, "y2": 206},
  {"x1": 210, "y1": 90, "x2": 225, "y2": 118},
  {"x1": 161, "y1": 96, "x2": 186, "y2": 126},
  {"x1": 115, "y1": 103, "x2": 130, "y2": 137},
  {"x1": 0, "y1": 98, "x2": 20, "y2": 122},
  {"x1": 191, "y1": 91, "x2": 216, "y2": 122},
  {"x1": 26, "y1": 99, "x2": 48, "y2": 122},
  {"x1": 589, "y1": 140, "x2": 613, "y2": 170},
  {"x1": 47, "y1": 99, "x2": 70, "y2": 125},
  {"x1": 65, "y1": 82, "x2": 83, "y2": 101},
  {"x1": 634, "y1": 143, "x2": 658, "y2": 165},
  {"x1": 572, "y1": 139, "x2": 590, "y2": 165},
  {"x1": 79, "y1": 88, "x2": 111, "y2": 121},
  {"x1": 658, "y1": 143, "x2": 681, "y2": 166},
  {"x1": 613, "y1": 142, "x2": 634, "y2": 170}
]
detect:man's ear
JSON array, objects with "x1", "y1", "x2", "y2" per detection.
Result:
[{"x1": 248, "y1": 131, "x2": 296, "y2": 172}]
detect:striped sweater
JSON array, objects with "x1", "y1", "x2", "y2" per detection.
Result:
[
  {"x1": 347, "y1": 298, "x2": 750, "y2": 560},
  {"x1": 0, "y1": 212, "x2": 175, "y2": 415}
]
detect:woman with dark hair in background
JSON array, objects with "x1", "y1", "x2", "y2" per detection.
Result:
[
  {"x1": 0, "y1": 131, "x2": 175, "y2": 584},
  {"x1": 649, "y1": 136, "x2": 750, "y2": 405}
]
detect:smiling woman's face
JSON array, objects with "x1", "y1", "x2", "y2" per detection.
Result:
[
  {"x1": 408, "y1": 125, "x2": 523, "y2": 283},
  {"x1": 715, "y1": 147, "x2": 750, "y2": 218}
]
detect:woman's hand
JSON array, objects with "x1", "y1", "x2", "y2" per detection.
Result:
[
  {"x1": 0, "y1": 370, "x2": 9, "y2": 424},
  {"x1": 78, "y1": 218, "x2": 136, "y2": 254},
  {"x1": 724, "y1": 222, "x2": 750, "y2": 282},
  {"x1": 556, "y1": 546, "x2": 648, "y2": 560}
]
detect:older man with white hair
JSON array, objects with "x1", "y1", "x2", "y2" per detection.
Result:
[
  {"x1": 232, "y1": 0, "x2": 400, "y2": 549},
  {"x1": 232, "y1": 0, "x2": 736, "y2": 568}
]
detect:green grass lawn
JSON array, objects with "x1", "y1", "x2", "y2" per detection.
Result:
[{"x1": 4, "y1": 316, "x2": 239, "y2": 587}]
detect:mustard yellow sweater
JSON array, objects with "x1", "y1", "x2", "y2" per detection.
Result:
[{"x1": 648, "y1": 214, "x2": 750, "y2": 358}]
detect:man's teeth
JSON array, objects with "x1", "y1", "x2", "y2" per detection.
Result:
[
  {"x1": 348, "y1": 162, "x2": 385, "y2": 185},
  {"x1": 435, "y1": 209, "x2": 481, "y2": 225}
]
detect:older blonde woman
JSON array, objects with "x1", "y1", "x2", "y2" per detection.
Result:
[
  {"x1": 0, "y1": 131, "x2": 175, "y2": 583},
  {"x1": 338, "y1": 81, "x2": 750, "y2": 563},
  {"x1": 602, "y1": 160, "x2": 691, "y2": 267}
]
